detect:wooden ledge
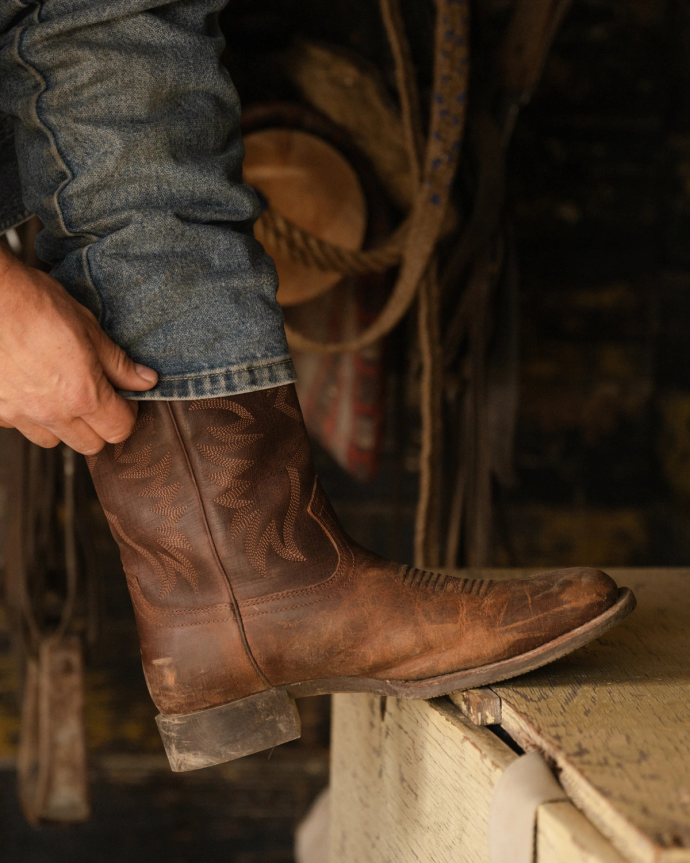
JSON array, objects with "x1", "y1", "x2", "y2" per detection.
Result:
[{"x1": 329, "y1": 568, "x2": 690, "y2": 863}]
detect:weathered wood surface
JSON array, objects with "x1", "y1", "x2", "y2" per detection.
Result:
[
  {"x1": 330, "y1": 693, "x2": 624, "y2": 863},
  {"x1": 538, "y1": 801, "x2": 627, "y2": 863},
  {"x1": 491, "y1": 568, "x2": 690, "y2": 863},
  {"x1": 329, "y1": 694, "x2": 515, "y2": 863}
]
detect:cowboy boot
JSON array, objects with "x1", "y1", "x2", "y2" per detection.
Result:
[{"x1": 88, "y1": 384, "x2": 634, "y2": 771}]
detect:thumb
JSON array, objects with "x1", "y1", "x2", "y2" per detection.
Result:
[{"x1": 93, "y1": 329, "x2": 158, "y2": 392}]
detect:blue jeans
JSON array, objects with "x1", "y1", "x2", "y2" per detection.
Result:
[{"x1": 0, "y1": 0, "x2": 295, "y2": 399}]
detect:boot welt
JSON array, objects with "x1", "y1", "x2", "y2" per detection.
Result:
[
  {"x1": 157, "y1": 587, "x2": 635, "y2": 772},
  {"x1": 287, "y1": 586, "x2": 636, "y2": 699}
]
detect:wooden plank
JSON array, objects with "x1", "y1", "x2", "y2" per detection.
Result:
[
  {"x1": 539, "y1": 801, "x2": 628, "y2": 863},
  {"x1": 329, "y1": 693, "x2": 625, "y2": 863},
  {"x1": 329, "y1": 693, "x2": 516, "y2": 863},
  {"x1": 491, "y1": 568, "x2": 690, "y2": 863}
]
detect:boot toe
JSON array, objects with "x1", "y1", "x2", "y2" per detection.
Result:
[
  {"x1": 541, "y1": 566, "x2": 619, "y2": 623},
  {"x1": 506, "y1": 566, "x2": 620, "y2": 650}
]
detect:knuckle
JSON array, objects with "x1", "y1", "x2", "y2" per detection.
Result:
[
  {"x1": 10, "y1": 398, "x2": 60, "y2": 430},
  {"x1": 110, "y1": 346, "x2": 130, "y2": 374},
  {"x1": 80, "y1": 306, "x2": 99, "y2": 327},
  {"x1": 83, "y1": 319, "x2": 104, "y2": 347},
  {"x1": 32, "y1": 408, "x2": 60, "y2": 428},
  {"x1": 23, "y1": 427, "x2": 60, "y2": 449},
  {"x1": 65, "y1": 385, "x2": 100, "y2": 417}
]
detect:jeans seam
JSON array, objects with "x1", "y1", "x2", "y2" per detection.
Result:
[
  {"x1": 119, "y1": 361, "x2": 297, "y2": 401},
  {"x1": 158, "y1": 357, "x2": 294, "y2": 382},
  {"x1": 14, "y1": 16, "x2": 73, "y2": 240},
  {"x1": 14, "y1": 10, "x2": 103, "y2": 318}
]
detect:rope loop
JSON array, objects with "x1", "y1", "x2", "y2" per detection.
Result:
[{"x1": 258, "y1": 206, "x2": 408, "y2": 275}]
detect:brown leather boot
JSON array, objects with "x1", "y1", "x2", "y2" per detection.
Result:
[{"x1": 88, "y1": 384, "x2": 634, "y2": 770}]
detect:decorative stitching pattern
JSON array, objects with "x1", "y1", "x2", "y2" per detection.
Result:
[
  {"x1": 395, "y1": 566, "x2": 494, "y2": 597},
  {"x1": 108, "y1": 511, "x2": 236, "y2": 628},
  {"x1": 193, "y1": 398, "x2": 262, "y2": 539},
  {"x1": 239, "y1": 480, "x2": 355, "y2": 616},
  {"x1": 113, "y1": 413, "x2": 198, "y2": 597},
  {"x1": 272, "y1": 385, "x2": 302, "y2": 421},
  {"x1": 125, "y1": 570, "x2": 237, "y2": 629},
  {"x1": 106, "y1": 509, "x2": 171, "y2": 594},
  {"x1": 190, "y1": 399, "x2": 263, "y2": 449},
  {"x1": 242, "y1": 441, "x2": 308, "y2": 575},
  {"x1": 192, "y1": 396, "x2": 307, "y2": 576},
  {"x1": 198, "y1": 446, "x2": 254, "y2": 538}
]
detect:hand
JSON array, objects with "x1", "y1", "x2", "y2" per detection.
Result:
[{"x1": 0, "y1": 246, "x2": 158, "y2": 454}]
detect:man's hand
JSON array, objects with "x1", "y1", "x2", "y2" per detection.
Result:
[{"x1": 0, "y1": 246, "x2": 158, "y2": 454}]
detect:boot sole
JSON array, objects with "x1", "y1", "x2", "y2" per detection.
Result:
[{"x1": 157, "y1": 586, "x2": 635, "y2": 771}]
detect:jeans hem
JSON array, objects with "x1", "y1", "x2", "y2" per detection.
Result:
[{"x1": 119, "y1": 357, "x2": 297, "y2": 401}]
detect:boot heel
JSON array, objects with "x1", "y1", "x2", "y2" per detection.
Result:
[{"x1": 156, "y1": 688, "x2": 301, "y2": 772}]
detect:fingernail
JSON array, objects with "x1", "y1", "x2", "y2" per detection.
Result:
[{"x1": 135, "y1": 363, "x2": 158, "y2": 383}]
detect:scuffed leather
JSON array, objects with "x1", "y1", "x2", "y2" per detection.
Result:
[
  {"x1": 89, "y1": 385, "x2": 619, "y2": 715},
  {"x1": 88, "y1": 402, "x2": 268, "y2": 715}
]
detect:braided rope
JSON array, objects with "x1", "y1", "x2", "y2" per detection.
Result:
[{"x1": 258, "y1": 205, "x2": 408, "y2": 275}]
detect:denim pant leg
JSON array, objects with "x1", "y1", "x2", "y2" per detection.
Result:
[{"x1": 0, "y1": 0, "x2": 295, "y2": 400}]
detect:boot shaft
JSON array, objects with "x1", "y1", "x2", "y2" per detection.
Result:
[{"x1": 88, "y1": 384, "x2": 340, "y2": 712}]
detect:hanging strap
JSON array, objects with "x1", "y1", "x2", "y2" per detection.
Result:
[
  {"x1": 9, "y1": 441, "x2": 90, "y2": 824},
  {"x1": 17, "y1": 636, "x2": 90, "y2": 824},
  {"x1": 283, "y1": 0, "x2": 470, "y2": 355},
  {"x1": 443, "y1": 0, "x2": 573, "y2": 567}
]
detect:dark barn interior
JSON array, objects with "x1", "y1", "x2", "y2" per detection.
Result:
[{"x1": 1, "y1": 0, "x2": 690, "y2": 860}]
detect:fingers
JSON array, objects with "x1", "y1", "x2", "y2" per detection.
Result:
[
  {"x1": 0, "y1": 263, "x2": 154, "y2": 453},
  {"x1": 53, "y1": 417, "x2": 110, "y2": 455},
  {"x1": 13, "y1": 419, "x2": 61, "y2": 449},
  {"x1": 15, "y1": 416, "x2": 111, "y2": 455},
  {"x1": 92, "y1": 327, "x2": 158, "y2": 392},
  {"x1": 64, "y1": 321, "x2": 149, "y2": 444},
  {"x1": 12, "y1": 405, "x2": 134, "y2": 455},
  {"x1": 74, "y1": 377, "x2": 140, "y2": 445}
]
